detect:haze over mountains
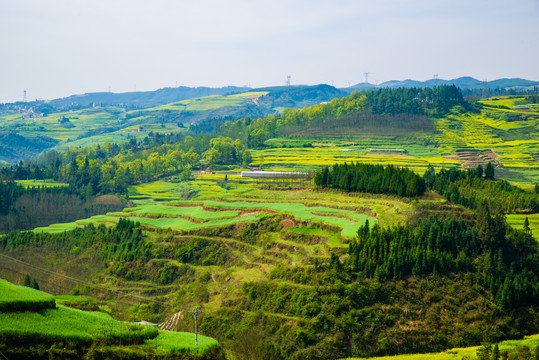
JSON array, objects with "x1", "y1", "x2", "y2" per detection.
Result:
[
  {"x1": 347, "y1": 76, "x2": 539, "y2": 91},
  {"x1": 39, "y1": 77, "x2": 539, "y2": 108}
]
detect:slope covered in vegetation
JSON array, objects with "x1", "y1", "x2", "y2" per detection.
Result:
[
  {"x1": 1, "y1": 89, "x2": 539, "y2": 359},
  {"x1": 0, "y1": 279, "x2": 221, "y2": 359}
]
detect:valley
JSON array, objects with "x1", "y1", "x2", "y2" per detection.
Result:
[{"x1": 1, "y1": 88, "x2": 539, "y2": 359}]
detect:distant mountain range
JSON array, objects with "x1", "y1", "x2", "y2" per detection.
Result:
[
  {"x1": 45, "y1": 77, "x2": 538, "y2": 108},
  {"x1": 346, "y1": 77, "x2": 539, "y2": 91},
  {"x1": 48, "y1": 86, "x2": 252, "y2": 108}
]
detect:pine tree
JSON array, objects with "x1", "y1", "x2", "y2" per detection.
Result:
[
  {"x1": 23, "y1": 274, "x2": 31, "y2": 287},
  {"x1": 492, "y1": 343, "x2": 499, "y2": 360},
  {"x1": 485, "y1": 162, "x2": 495, "y2": 179},
  {"x1": 524, "y1": 217, "x2": 531, "y2": 234},
  {"x1": 31, "y1": 279, "x2": 40, "y2": 290}
]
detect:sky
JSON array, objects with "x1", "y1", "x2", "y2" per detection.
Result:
[{"x1": 1, "y1": 0, "x2": 538, "y2": 102}]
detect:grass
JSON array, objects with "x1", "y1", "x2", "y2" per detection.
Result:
[
  {"x1": 0, "y1": 279, "x2": 219, "y2": 354},
  {"x1": 342, "y1": 334, "x2": 539, "y2": 360},
  {"x1": 121, "y1": 204, "x2": 241, "y2": 220},
  {"x1": 0, "y1": 305, "x2": 157, "y2": 343},
  {"x1": 506, "y1": 213, "x2": 539, "y2": 240},
  {"x1": 0, "y1": 278, "x2": 56, "y2": 311},
  {"x1": 15, "y1": 179, "x2": 69, "y2": 188},
  {"x1": 54, "y1": 294, "x2": 88, "y2": 304},
  {"x1": 250, "y1": 146, "x2": 459, "y2": 170},
  {"x1": 145, "y1": 330, "x2": 219, "y2": 354}
]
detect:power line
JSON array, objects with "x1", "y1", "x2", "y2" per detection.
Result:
[
  {"x1": 0, "y1": 349, "x2": 10, "y2": 360},
  {"x1": 0, "y1": 253, "x2": 169, "y2": 306}
]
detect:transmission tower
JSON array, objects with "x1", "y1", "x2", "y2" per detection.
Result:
[
  {"x1": 364, "y1": 72, "x2": 370, "y2": 84},
  {"x1": 23, "y1": 90, "x2": 27, "y2": 102},
  {"x1": 482, "y1": 79, "x2": 488, "y2": 99},
  {"x1": 285, "y1": 75, "x2": 291, "y2": 86}
]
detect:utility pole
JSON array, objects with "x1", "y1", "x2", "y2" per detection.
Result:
[{"x1": 190, "y1": 308, "x2": 202, "y2": 346}]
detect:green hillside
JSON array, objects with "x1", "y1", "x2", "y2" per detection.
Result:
[
  {"x1": 0, "y1": 279, "x2": 220, "y2": 359},
  {"x1": 0, "y1": 278, "x2": 55, "y2": 311},
  {"x1": 1, "y1": 89, "x2": 539, "y2": 359},
  {"x1": 343, "y1": 334, "x2": 539, "y2": 360},
  {"x1": 0, "y1": 85, "x2": 344, "y2": 163}
]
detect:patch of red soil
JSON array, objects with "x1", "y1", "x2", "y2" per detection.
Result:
[
  {"x1": 93, "y1": 195, "x2": 122, "y2": 205},
  {"x1": 280, "y1": 219, "x2": 295, "y2": 228}
]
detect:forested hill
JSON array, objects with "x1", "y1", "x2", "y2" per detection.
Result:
[
  {"x1": 45, "y1": 84, "x2": 344, "y2": 109},
  {"x1": 212, "y1": 85, "x2": 467, "y2": 147},
  {"x1": 47, "y1": 86, "x2": 251, "y2": 108}
]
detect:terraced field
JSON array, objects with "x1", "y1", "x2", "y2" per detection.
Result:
[
  {"x1": 433, "y1": 100, "x2": 539, "y2": 182},
  {"x1": 506, "y1": 213, "x2": 539, "y2": 240},
  {"x1": 251, "y1": 146, "x2": 460, "y2": 172},
  {"x1": 343, "y1": 333, "x2": 539, "y2": 360},
  {"x1": 257, "y1": 97, "x2": 539, "y2": 183},
  {"x1": 0, "y1": 279, "x2": 219, "y2": 356},
  {"x1": 37, "y1": 179, "x2": 385, "y2": 239}
]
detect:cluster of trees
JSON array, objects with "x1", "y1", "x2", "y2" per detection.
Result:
[
  {"x1": 0, "y1": 218, "x2": 148, "y2": 264},
  {"x1": 477, "y1": 343, "x2": 539, "y2": 360},
  {"x1": 314, "y1": 163, "x2": 426, "y2": 197},
  {"x1": 425, "y1": 165, "x2": 539, "y2": 212},
  {"x1": 364, "y1": 85, "x2": 467, "y2": 116},
  {"x1": 0, "y1": 132, "x2": 251, "y2": 197},
  {"x1": 23, "y1": 274, "x2": 40, "y2": 290},
  {"x1": 207, "y1": 85, "x2": 467, "y2": 148},
  {"x1": 349, "y1": 206, "x2": 539, "y2": 308},
  {"x1": 0, "y1": 181, "x2": 124, "y2": 232}
]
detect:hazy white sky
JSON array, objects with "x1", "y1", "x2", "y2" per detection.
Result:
[{"x1": 1, "y1": 0, "x2": 538, "y2": 102}]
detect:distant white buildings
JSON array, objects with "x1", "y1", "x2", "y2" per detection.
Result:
[{"x1": 241, "y1": 171, "x2": 310, "y2": 179}]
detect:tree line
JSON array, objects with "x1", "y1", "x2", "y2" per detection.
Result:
[
  {"x1": 314, "y1": 163, "x2": 426, "y2": 197},
  {"x1": 0, "y1": 132, "x2": 251, "y2": 197},
  {"x1": 424, "y1": 165, "x2": 539, "y2": 212},
  {"x1": 0, "y1": 181, "x2": 124, "y2": 232}
]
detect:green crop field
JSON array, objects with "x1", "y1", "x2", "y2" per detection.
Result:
[
  {"x1": 14, "y1": 179, "x2": 69, "y2": 188},
  {"x1": 0, "y1": 279, "x2": 219, "y2": 356},
  {"x1": 0, "y1": 278, "x2": 56, "y2": 311},
  {"x1": 506, "y1": 213, "x2": 539, "y2": 240},
  {"x1": 0, "y1": 305, "x2": 157, "y2": 343},
  {"x1": 145, "y1": 330, "x2": 219, "y2": 354},
  {"x1": 255, "y1": 97, "x2": 539, "y2": 183},
  {"x1": 343, "y1": 334, "x2": 539, "y2": 360},
  {"x1": 36, "y1": 175, "x2": 389, "y2": 239}
]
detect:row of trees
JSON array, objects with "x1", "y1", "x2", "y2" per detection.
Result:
[
  {"x1": 0, "y1": 181, "x2": 125, "y2": 232},
  {"x1": 314, "y1": 163, "x2": 426, "y2": 197},
  {"x1": 425, "y1": 165, "x2": 539, "y2": 212}
]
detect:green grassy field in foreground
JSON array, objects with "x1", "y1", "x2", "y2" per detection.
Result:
[
  {"x1": 0, "y1": 278, "x2": 55, "y2": 311},
  {"x1": 0, "y1": 279, "x2": 218, "y2": 354},
  {"x1": 145, "y1": 330, "x2": 219, "y2": 354},
  {"x1": 343, "y1": 334, "x2": 539, "y2": 360},
  {"x1": 0, "y1": 305, "x2": 156, "y2": 342}
]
